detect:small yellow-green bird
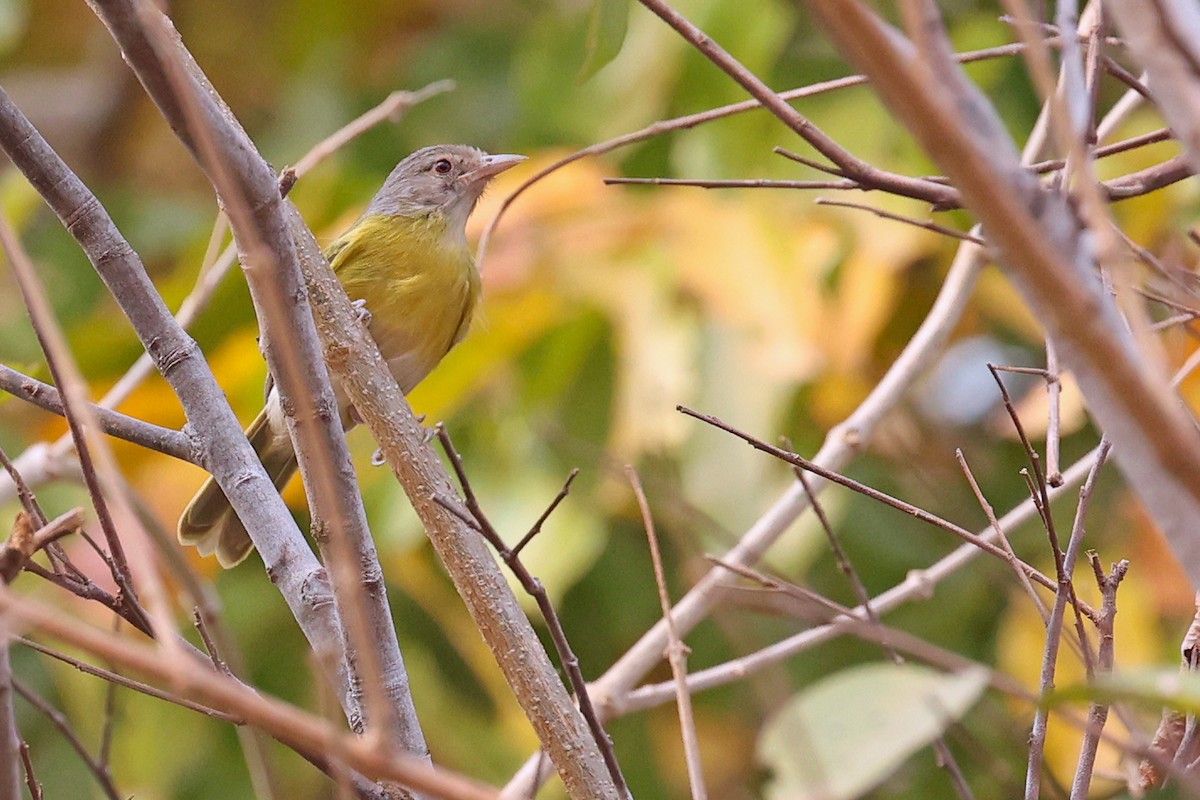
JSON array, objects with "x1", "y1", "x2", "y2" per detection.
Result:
[{"x1": 179, "y1": 144, "x2": 525, "y2": 567}]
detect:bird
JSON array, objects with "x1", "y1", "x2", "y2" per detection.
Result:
[{"x1": 178, "y1": 144, "x2": 525, "y2": 567}]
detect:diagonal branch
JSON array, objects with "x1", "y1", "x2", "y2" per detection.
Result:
[
  {"x1": 1106, "y1": 1, "x2": 1200, "y2": 176},
  {"x1": 0, "y1": 37, "x2": 353, "y2": 744},
  {"x1": 807, "y1": 0, "x2": 1200, "y2": 591},
  {"x1": 85, "y1": 0, "x2": 427, "y2": 765},
  {"x1": 83, "y1": 1, "x2": 622, "y2": 796}
]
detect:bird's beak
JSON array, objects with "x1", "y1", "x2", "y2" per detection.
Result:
[{"x1": 463, "y1": 153, "x2": 526, "y2": 187}]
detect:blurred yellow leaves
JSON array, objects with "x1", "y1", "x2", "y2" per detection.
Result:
[{"x1": 469, "y1": 152, "x2": 941, "y2": 462}]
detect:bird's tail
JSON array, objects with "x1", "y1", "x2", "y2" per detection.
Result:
[{"x1": 178, "y1": 407, "x2": 298, "y2": 568}]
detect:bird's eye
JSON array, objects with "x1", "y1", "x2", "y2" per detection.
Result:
[{"x1": 433, "y1": 159, "x2": 453, "y2": 175}]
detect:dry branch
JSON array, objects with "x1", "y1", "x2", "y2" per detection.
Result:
[
  {"x1": 807, "y1": 0, "x2": 1200, "y2": 592},
  {"x1": 81, "y1": 2, "x2": 621, "y2": 796}
]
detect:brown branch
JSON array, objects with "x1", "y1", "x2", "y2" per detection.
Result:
[
  {"x1": 627, "y1": 467, "x2": 707, "y2": 800},
  {"x1": 13, "y1": 678, "x2": 121, "y2": 800},
  {"x1": 1023, "y1": 439, "x2": 1111, "y2": 800},
  {"x1": 815, "y1": 198, "x2": 988, "y2": 244},
  {"x1": 633, "y1": 0, "x2": 957, "y2": 206},
  {"x1": 606, "y1": 153, "x2": 1193, "y2": 205},
  {"x1": 807, "y1": 0, "x2": 1200, "y2": 593},
  {"x1": 957, "y1": 451, "x2": 1049, "y2": 621},
  {"x1": 1070, "y1": 555, "x2": 1127, "y2": 800},
  {"x1": 678, "y1": 405, "x2": 1096, "y2": 619},
  {"x1": 434, "y1": 426, "x2": 628, "y2": 799},
  {"x1": 481, "y1": 38, "x2": 1073, "y2": 257},
  {"x1": 1103, "y1": 154, "x2": 1194, "y2": 201},
  {"x1": 17, "y1": 636, "x2": 239, "y2": 722},
  {"x1": 2, "y1": 586, "x2": 502, "y2": 800},
  {"x1": 603, "y1": 176, "x2": 859, "y2": 190},
  {"x1": 18, "y1": 740, "x2": 41, "y2": 800}
]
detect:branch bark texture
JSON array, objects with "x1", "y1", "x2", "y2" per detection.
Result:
[
  {"x1": 83, "y1": 0, "x2": 619, "y2": 796},
  {"x1": 0, "y1": 86, "x2": 352, "y2": 691},
  {"x1": 84, "y1": 0, "x2": 428, "y2": 761},
  {"x1": 807, "y1": 0, "x2": 1200, "y2": 591},
  {"x1": 1106, "y1": 1, "x2": 1200, "y2": 176}
]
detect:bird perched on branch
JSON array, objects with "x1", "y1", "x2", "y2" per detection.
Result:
[{"x1": 179, "y1": 144, "x2": 524, "y2": 567}]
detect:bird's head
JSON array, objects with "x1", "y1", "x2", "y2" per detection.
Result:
[{"x1": 365, "y1": 145, "x2": 525, "y2": 229}]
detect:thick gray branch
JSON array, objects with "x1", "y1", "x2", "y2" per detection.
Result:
[
  {"x1": 0, "y1": 363, "x2": 193, "y2": 462},
  {"x1": 84, "y1": 0, "x2": 428, "y2": 762},
  {"x1": 0, "y1": 82, "x2": 353, "y2": 734},
  {"x1": 1105, "y1": 1, "x2": 1200, "y2": 174},
  {"x1": 289, "y1": 192, "x2": 622, "y2": 800},
  {"x1": 808, "y1": 0, "x2": 1200, "y2": 589}
]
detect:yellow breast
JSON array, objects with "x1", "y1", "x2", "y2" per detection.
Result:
[{"x1": 328, "y1": 212, "x2": 481, "y2": 393}]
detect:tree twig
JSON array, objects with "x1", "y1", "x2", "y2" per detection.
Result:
[
  {"x1": 619, "y1": 443, "x2": 1109, "y2": 714},
  {"x1": 5, "y1": 591, "x2": 501, "y2": 800},
  {"x1": 627, "y1": 467, "x2": 707, "y2": 800},
  {"x1": 814, "y1": 198, "x2": 988, "y2": 245},
  {"x1": 679, "y1": 404, "x2": 1092, "y2": 616},
  {"x1": 1070, "y1": 555, "x2": 1127, "y2": 800},
  {"x1": 434, "y1": 426, "x2": 628, "y2": 799},
  {"x1": 13, "y1": 678, "x2": 121, "y2": 800},
  {"x1": 1023, "y1": 439, "x2": 1111, "y2": 800},
  {"x1": 0, "y1": 363, "x2": 194, "y2": 462}
]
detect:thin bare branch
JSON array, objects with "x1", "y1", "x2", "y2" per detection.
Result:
[
  {"x1": 14, "y1": 678, "x2": 120, "y2": 800},
  {"x1": 0, "y1": 363, "x2": 193, "y2": 462},
  {"x1": 619, "y1": 443, "x2": 1109, "y2": 714},
  {"x1": 18, "y1": 740, "x2": 42, "y2": 800},
  {"x1": 1024, "y1": 439, "x2": 1111, "y2": 800},
  {"x1": 603, "y1": 176, "x2": 859, "y2": 190},
  {"x1": 956, "y1": 451, "x2": 1049, "y2": 621},
  {"x1": 435, "y1": 427, "x2": 628, "y2": 798},
  {"x1": 627, "y1": 467, "x2": 707, "y2": 800},
  {"x1": 1070, "y1": 555, "x2": 1127, "y2": 800},
  {"x1": 679, "y1": 405, "x2": 1091, "y2": 616},
  {"x1": 815, "y1": 198, "x2": 988, "y2": 245},
  {"x1": 5, "y1": 589, "x2": 500, "y2": 800}
]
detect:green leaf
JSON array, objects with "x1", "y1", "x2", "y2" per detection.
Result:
[
  {"x1": 578, "y1": 0, "x2": 629, "y2": 82},
  {"x1": 759, "y1": 663, "x2": 989, "y2": 800},
  {"x1": 1053, "y1": 668, "x2": 1200, "y2": 713}
]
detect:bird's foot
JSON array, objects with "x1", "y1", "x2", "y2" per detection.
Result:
[{"x1": 351, "y1": 298, "x2": 372, "y2": 326}]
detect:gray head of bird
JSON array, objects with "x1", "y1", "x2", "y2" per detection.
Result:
[{"x1": 365, "y1": 145, "x2": 525, "y2": 228}]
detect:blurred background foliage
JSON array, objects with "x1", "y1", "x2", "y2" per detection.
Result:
[{"x1": 0, "y1": 0, "x2": 1197, "y2": 798}]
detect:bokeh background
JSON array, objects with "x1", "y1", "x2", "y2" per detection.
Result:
[{"x1": 0, "y1": 0, "x2": 1198, "y2": 798}]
